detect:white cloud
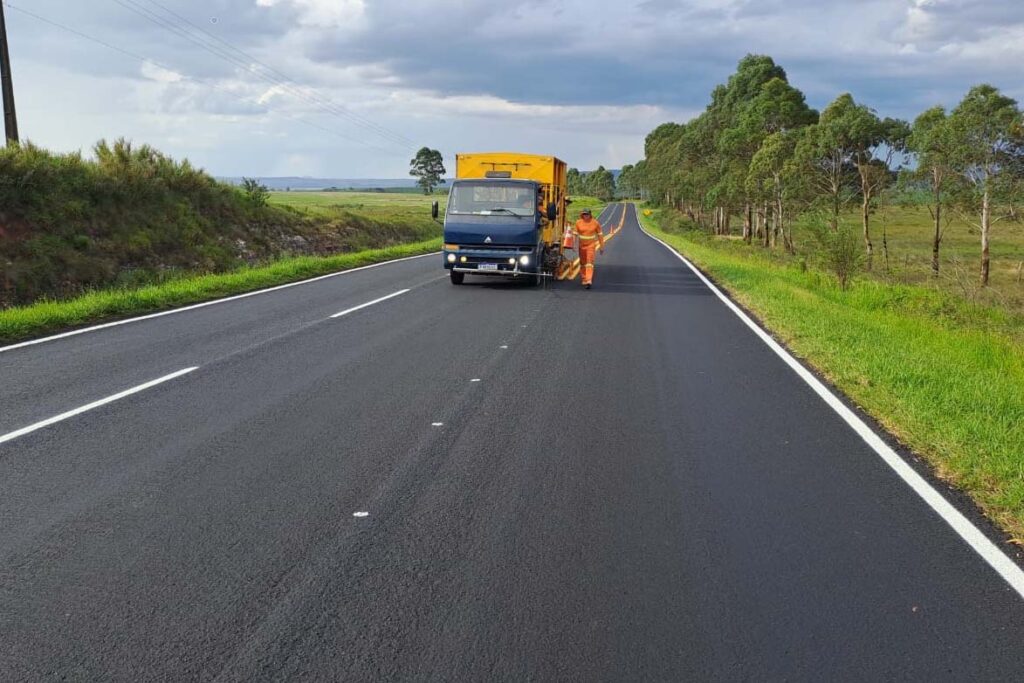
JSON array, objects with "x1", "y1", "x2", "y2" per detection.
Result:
[
  {"x1": 255, "y1": 0, "x2": 366, "y2": 28},
  {"x1": 140, "y1": 61, "x2": 183, "y2": 83}
]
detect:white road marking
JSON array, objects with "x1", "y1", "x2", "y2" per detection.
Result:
[
  {"x1": 500, "y1": 345, "x2": 508, "y2": 349},
  {"x1": 638, "y1": 216, "x2": 1024, "y2": 600},
  {"x1": 0, "y1": 252, "x2": 439, "y2": 354},
  {"x1": 470, "y1": 378, "x2": 481, "y2": 382},
  {"x1": 0, "y1": 367, "x2": 199, "y2": 446},
  {"x1": 352, "y1": 511, "x2": 369, "y2": 518},
  {"x1": 431, "y1": 422, "x2": 444, "y2": 427},
  {"x1": 330, "y1": 289, "x2": 410, "y2": 319}
]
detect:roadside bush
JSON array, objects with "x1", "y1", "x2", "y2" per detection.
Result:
[{"x1": 801, "y1": 212, "x2": 864, "y2": 290}]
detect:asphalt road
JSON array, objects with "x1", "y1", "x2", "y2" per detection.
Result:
[{"x1": 2, "y1": 204, "x2": 1023, "y2": 681}]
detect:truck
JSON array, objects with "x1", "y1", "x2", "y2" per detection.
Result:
[{"x1": 432, "y1": 153, "x2": 569, "y2": 285}]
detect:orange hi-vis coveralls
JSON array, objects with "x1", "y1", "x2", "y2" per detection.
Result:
[{"x1": 574, "y1": 216, "x2": 606, "y2": 286}]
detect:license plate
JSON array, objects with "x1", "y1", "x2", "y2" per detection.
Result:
[{"x1": 478, "y1": 263, "x2": 498, "y2": 271}]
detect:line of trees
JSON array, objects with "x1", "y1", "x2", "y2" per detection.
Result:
[
  {"x1": 568, "y1": 165, "x2": 616, "y2": 202},
  {"x1": 633, "y1": 55, "x2": 1024, "y2": 285}
]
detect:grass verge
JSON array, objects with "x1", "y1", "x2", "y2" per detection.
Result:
[
  {"x1": 0, "y1": 238, "x2": 441, "y2": 345},
  {"x1": 637, "y1": 206, "x2": 1024, "y2": 542}
]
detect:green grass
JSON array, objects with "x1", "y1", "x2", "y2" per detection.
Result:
[
  {"x1": 269, "y1": 190, "x2": 444, "y2": 233},
  {"x1": 868, "y1": 205, "x2": 1024, "y2": 311},
  {"x1": 638, "y1": 206, "x2": 1024, "y2": 540},
  {"x1": 0, "y1": 239, "x2": 441, "y2": 344}
]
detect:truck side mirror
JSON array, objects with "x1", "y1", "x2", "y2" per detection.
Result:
[
  {"x1": 546, "y1": 202, "x2": 557, "y2": 221},
  {"x1": 431, "y1": 201, "x2": 439, "y2": 220}
]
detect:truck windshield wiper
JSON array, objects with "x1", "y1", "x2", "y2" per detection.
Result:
[{"x1": 486, "y1": 207, "x2": 526, "y2": 218}]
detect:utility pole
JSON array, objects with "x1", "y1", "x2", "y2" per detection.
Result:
[{"x1": 0, "y1": 1, "x2": 19, "y2": 145}]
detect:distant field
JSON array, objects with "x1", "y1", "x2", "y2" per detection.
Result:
[
  {"x1": 867, "y1": 205, "x2": 1024, "y2": 309},
  {"x1": 269, "y1": 191, "x2": 446, "y2": 234}
]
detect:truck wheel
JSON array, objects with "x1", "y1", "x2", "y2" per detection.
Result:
[{"x1": 450, "y1": 270, "x2": 465, "y2": 285}]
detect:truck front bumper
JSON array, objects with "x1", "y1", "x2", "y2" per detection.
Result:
[{"x1": 444, "y1": 246, "x2": 539, "y2": 277}]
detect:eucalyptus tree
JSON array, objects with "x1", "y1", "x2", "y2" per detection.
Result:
[
  {"x1": 793, "y1": 94, "x2": 863, "y2": 233},
  {"x1": 725, "y1": 76, "x2": 817, "y2": 242},
  {"x1": 587, "y1": 166, "x2": 616, "y2": 202},
  {"x1": 906, "y1": 106, "x2": 957, "y2": 276},
  {"x1": 946, "y1": 85, "x2": 1024, "y2": 285},
  {"x1": 845, "y1": 105, "x2": 910, "y2": 269},
  {"x1": 746, "y1": 129, "x2": 805, "y2": 251}
]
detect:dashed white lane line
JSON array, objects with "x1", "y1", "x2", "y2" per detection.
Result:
[
  {"x1": 431, "y1": 422, "x2": 444, "y2": 427},
  {"x1": 470, "y1": 379, "x2": 481, "y2": 383},
  {"x1": 330, "y1": 289, "x2": 410, "y2": 319},
  {"x1": 638, "y1": 219, "x2": 1024, "y2": 601},
  {"x1": 0, "y1": 367, "x2": 199, "y2": 446},
  {"x1": 500, "y1": 345, "x2": 509, "y2": 349},
  {"x1": 352, "y1": 511, "x2": 370, "y2": 518},
  {"x1": 0, "y1": 252, "x2": 439, "y2": 354}
]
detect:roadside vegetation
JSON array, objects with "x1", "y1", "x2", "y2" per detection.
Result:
[
  {"x1": 0, "y1": 139, "x2": 449, "y2": 342},
  {"x1": 626, "y1": 54, "x2": 1024, "y2": 539},
  {"x1": 0, "y1": 139, "x2": 442, "y2": 311}
]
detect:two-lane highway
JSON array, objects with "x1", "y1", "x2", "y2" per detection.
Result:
[{"x1": 2, "y1": 204, "x2": 1023, "y2": 680}]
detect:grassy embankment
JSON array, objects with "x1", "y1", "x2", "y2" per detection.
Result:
[
  {"x1": 0, "y1": 239, "x2": 440, "y2": 343},
  {"x1": 0, "y1": 138, "x2": 445, "y2": 343},
  {"x1": 637, "y1": 205, "x2": 1024, "y2": 541}
]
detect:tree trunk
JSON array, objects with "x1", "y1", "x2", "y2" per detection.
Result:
[
  {"x1": 862, "y1": 193, "x2": 873, "y2": 271},
  {"x1": 980, "y1": 187, "x2": 991, "y2": 286},
  {"x1": 743, "y1": 203, "x2": 752, "y2": 244},
  {"x1": 777, "y1": 196, "x2": 792, "y2": 253},
  {"x1": 931, "y1": 181, "x2": 941, "y2": 277},
  {"x1": 882, "y1": 224, "x2": 890, "y2": 272},
  {"x1": 762, "y1": 201, "x2": 770, "y2": 248}
]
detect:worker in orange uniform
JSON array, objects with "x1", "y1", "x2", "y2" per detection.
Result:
[{"x1": 574, "y1": 208, "x2": 605, "y2": 289}]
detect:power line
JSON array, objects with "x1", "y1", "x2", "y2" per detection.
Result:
[
  {"x1": 110, "y1": 0, "x2": 414, "y2": 151},
  {"x1": 138, "y1": 0, "x2": 415, "y2": 148},
  {"x1": 3, "y1": 2, "x2": 400, "y2": 156}
]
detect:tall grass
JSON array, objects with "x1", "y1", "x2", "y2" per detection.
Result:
[
  {"x1": 638, "y1": 206, "x2": 1024, "y2": 540},
  {"x1": 1, "y1": 140, "x2": 439, "y2": 308}
]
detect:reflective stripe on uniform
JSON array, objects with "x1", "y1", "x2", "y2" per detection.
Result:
[{"x1": 578, "y1": 234, "x2": 601, "y2": 241}]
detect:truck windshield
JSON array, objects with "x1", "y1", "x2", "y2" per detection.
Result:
[{"x1": 448, "y1": 182, "x2": 538, "y2": 217}]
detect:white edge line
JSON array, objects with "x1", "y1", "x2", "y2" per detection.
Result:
[
  {"x1": 0, "y1": 251, "x2": 440, "y2": 354},
  {"x1": 0, "y1": 367, "x2": 199, "y2": 445},
  {"x1": 636, "y1": 214, "x2": 1024, "y2": 600},
  {"x1": 330, "y1": 289, "x2": 410, "y2": 318}
]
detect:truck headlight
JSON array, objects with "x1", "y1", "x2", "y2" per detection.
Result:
[
  {"x1": 519, "y1": 255, "x2": 531, "y2": 266},
  {"x1": 447, "y1": 253, "x2": 456, "y2": 263},
  {"x1": 508, "y1": 258, "x2": 516, "y2": 265},
  {"x1": 460, "y1": 256, "x2": 468, "y2": 263}
]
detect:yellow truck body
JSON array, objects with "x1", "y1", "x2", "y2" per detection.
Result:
[{"x1": 454, "y1": 153, "x2": 569, "y2": 247}]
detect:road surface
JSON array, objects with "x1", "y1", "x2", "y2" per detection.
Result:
[{"x1": 2, "y1": 204, "x2": 1023, "y2": 680}]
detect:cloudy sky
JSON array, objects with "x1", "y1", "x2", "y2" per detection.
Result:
[{"x1": 4, "y1": 0, "x2": 1023, "y2": 177}]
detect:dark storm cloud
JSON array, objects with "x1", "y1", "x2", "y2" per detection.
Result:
[
  {"x1": 8, "y1": 0, "x2": 300, "y2": 81},
  {"x1": 288, "y1": 0, "x2": 1023, "y2": 120}
]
